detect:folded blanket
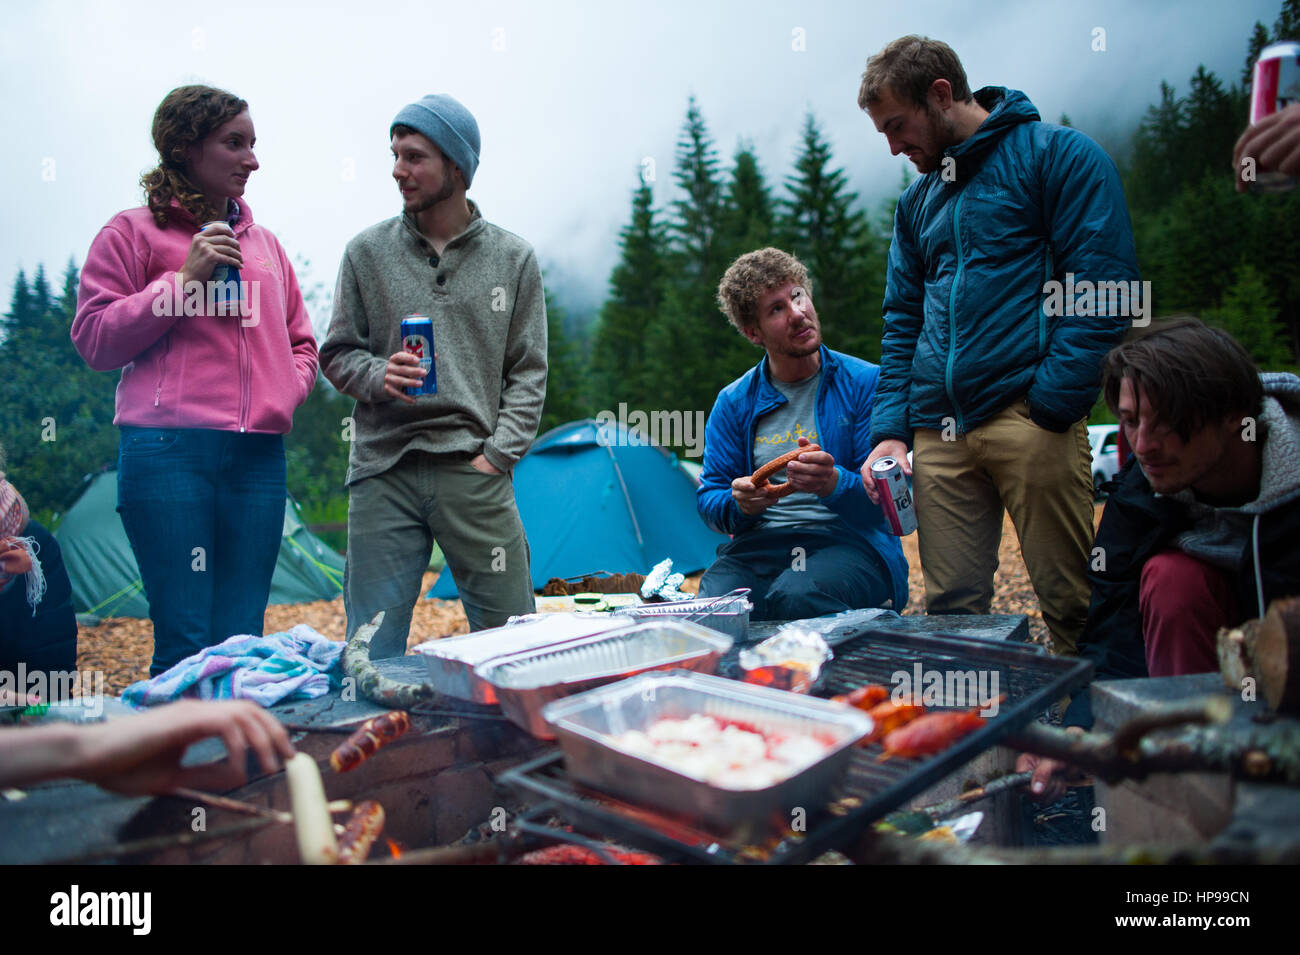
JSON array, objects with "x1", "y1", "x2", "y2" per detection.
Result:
[{"x1": 123, "y1": 625, "x2": 343, "y2": 708}]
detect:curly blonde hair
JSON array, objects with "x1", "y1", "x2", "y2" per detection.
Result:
[
  {"x1": 716, "y1": 248, "x2": 811, "y2": 334},
  {"x1": 141, "y1": 85, "x2": 248, "y2": 227}
]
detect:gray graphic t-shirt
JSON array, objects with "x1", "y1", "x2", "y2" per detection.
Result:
[{"x1": 754, "y1": 371, "x2": 836, "y2": 527}]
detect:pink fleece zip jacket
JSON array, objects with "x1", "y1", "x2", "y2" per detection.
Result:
[{"x1": 72, "y1": 200, "x2": 318, "y2": 433}]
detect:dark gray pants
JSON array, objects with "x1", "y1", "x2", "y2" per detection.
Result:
[
  {"x1": 698, "y1": 523, "x2": 892, "y2": 622},
  {"x1": 344, "y1": 452, "x2": 534, "y2": 658}
]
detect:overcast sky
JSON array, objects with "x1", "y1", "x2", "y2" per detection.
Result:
[{"x1": 2, "y1": 0, "x2": 1284, "y2": 335}]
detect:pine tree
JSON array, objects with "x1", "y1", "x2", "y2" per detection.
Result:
[
  {"x1": 720, "y1": 142, "x2": 776, "y2": 261},
  {"x1": 1183, "y1": 67, "x2": 1241, "y2": 183},
  {"x1": 1127, "y1": 82, "x2": 1188, "y2": 213},
  {"x1": 1244, "y1": 22, "x2": 1272, "y2": 88},
  {"x1": 779, "y1": 113, "x2": 884, "y2": 360},
  {"x1": 0, "y1": 270, "x2": 33, "y2": 345},
  {"x1": 0, "y1": 262, "x2": 119, "y2": 524},
  {"x1": 1207, "y1": 263, "x2": 1295, "y2": 370},
  {"x1": 539, "y1": 290, "x2": 587, "y2": 434},
  {"x1": 587, "y1": 175, "x2": 669, "y2": 410},
  {"x1": 1275, "y1": 0, "x2": 1300, "y2": 43},
  {"x1": 669, "y1": 96, "x2": 726, "y2": 281},
  {"x1": 641, "y1": 98, "x2": 748, "y2": 421}
]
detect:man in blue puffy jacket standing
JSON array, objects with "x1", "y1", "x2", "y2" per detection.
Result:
[
  {"x1": 696, "y1": 248, "x2": 909, "y2": 621},
  {"x1": 856, "y1": 36, "x2": 1140, "y2": 655}
]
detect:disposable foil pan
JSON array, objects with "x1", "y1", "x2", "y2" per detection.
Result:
[
  {"x1": 541, "y1": 670, "x2": 872, "y2": 831},
  {"x1": 476, "y1": 621, "x2": 732, "y2": 738},
  {"x1": 413, "y1": 613, "x2": 635, "y2": 703},
  {"x1": 613, "y1": 593, "x2": 752, "y2": 640}
]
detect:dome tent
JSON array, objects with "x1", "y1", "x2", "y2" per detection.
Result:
[
  {"x1": 428, "y1": 419, "x2": 728, "y2": 598},
  {"x1": 55, "y1": 470, "x2": 345, "y2": 619}
]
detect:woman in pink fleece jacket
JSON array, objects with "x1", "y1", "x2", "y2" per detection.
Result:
[{"x1": 72, "y1": 86, "x2": 318, "y2": 676}]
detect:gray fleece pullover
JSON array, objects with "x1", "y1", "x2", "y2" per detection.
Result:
[
  {"x1": 320, "y1": 203, "x2": 548, "y2": 484},
  {"x1": 1172, "y1": 373, "x2": 1300, "y2": 581}
]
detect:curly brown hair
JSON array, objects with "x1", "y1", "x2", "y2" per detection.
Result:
[
  {"x1": 141, "y1": 86, "x2": 248, "y2": 227},
  {"x1": 858, "y1": 35, "x2": 973, "y2": 111},
  {"x1": 716, "y1": 248, "x2": 811, "y2": 335}
]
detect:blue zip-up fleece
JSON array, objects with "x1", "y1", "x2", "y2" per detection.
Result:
[
  {"x1": 870, "y1": 87, "x2": 1139, "y2": 446},
  {"x1": 697, "y1": 346, "x2": 909, "y2": 612}
]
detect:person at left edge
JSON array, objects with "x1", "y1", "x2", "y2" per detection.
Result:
[{"x1": 72, "y1": 86, "x2": 318, "y2": 676}]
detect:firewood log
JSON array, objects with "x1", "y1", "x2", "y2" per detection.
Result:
[{"x1": 1256, "y1": 596, "x2": 1300, "y2": 715}]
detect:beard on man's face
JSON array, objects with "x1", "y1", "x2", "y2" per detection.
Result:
[{"x1": 913, "y1": 104, "x2": 959, "y2": 174}]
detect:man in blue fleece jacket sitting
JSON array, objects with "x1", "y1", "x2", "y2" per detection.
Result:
[{"x1": 696, "y1": 248, "x2": 908, "y2": 621}]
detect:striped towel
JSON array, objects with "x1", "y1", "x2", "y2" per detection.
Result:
[{"x1": 122, "y1": 625, "x2": 343, "y2": 708}]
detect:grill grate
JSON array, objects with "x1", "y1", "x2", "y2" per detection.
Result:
[{"x1": 501, "y1": 626, "x2": 1091, "y2": 864}]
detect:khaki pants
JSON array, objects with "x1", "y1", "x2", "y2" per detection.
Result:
[
  {"x1": 912, "y1": 400, "x2": 1093, "y2": 654},
  {"x1": 344, "y1": 451, "x2": 534, "y2": 659}
]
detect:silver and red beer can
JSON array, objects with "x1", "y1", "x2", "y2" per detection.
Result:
[
  {"x1": 871, "y1": 456, "x2": 916, "y2": 536},
  {"x1": 1249, "y1": 40, "x2": 1300, "y2": 192},
  {"x1": 400, "y1": 315, "x2": 437, "y2": 396}
]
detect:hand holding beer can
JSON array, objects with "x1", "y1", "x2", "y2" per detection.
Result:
[
  {"x1": 200, "y1": 221, "x2": 243, "y2": 305},
  {"x1": 871, "y1": 456, "x2": 917, "y2": 536},
  {"x1": 1244, "y1": 41, "x2": 1300, "y2": 192},
  {"x1": 400, "y1": 315, "x2": 437, "y2": 397}
]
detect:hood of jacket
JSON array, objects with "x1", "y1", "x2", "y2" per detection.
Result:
[
  {"x1": 945, "y1": 87, "x2": 1040, "y2": 182},
  {"x1": 1170, "y1": 372, "x2": 1300, "y2": 516}
]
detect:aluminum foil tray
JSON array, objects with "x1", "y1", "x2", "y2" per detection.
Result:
[
  {"x1": 613, "y1": 593, "x2": 752, "y2": 641},
  {"x1": 413, "y1": 613, "x2": 634, "y2": 703},
  {"x1": 541, "y1": 670, "x2": 872, "y2": 832},
  {"x1": 476, "y1": 621, "x2": 732, "y2": 738}
]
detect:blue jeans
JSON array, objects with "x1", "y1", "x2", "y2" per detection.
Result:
[{"x1": 117, "y1": 428, "x2": 286, "y2": 676}]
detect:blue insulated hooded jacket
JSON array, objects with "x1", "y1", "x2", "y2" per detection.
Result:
[
  {"x1": 869, "y1": 88, "x2": 1139, "y2": 445},
  {"x1": 697, "y1": 346, "x2": 910, "y2": 612}
]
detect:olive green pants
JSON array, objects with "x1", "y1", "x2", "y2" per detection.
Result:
[
  {"x1": 912, "y1": 400, "x2": 1094, "y2": 655},
  {"x1": 344, "y1": 452, "x2": 534, "y2": 659}
]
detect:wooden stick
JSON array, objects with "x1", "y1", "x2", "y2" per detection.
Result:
[
  {"x1": 1110, "y1": 696, "x2": 1232, "y2": 757},
  {"x1": 1007, "y1": 704, "x2": 1300, "y2": 785},
  {"x1": 914, "y1": 770, "x2": 1033, "y2": 820},
  {"x1": 366, "y1": 836, "x2": 530, "y2": 866},
  {"x1": 169, "y1": 787, "x2": 292, "y2": 823},
  {"x1": 280, "y1": 722, "x2": 356, "y2": 735},
  {"x1": 49, "y1": 816, "x2": 277, "y2": 863}
]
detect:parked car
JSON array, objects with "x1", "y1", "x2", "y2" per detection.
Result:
[{"x1": 1088, "y1": 424, "x2": 1121, "y2": 497}]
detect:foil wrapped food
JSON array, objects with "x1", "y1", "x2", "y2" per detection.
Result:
[
  {"x1": 640, "y1": 558, "x2": 691, "y2": 602},
  {"x1": 738, "y1": 629, "x2": 833, "y2": 694}
]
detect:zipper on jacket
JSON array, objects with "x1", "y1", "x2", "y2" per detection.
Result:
[
  {"x1": 1040, "y1": 243, "x2": 1052, "y2": 357},
  {"x1": 238, "y1": 317, "x2": 249, "y2": 432},
  {"x1": 946, "y1": 194, "x2": 966, "y2": 433},
  {"x1": 153, "y1": 337, "x2": 171, "y2": 407}
]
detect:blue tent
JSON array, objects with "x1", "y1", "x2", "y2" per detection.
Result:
[{"x1": 428, "y1": 419, "x2": 728, "y2": 597}]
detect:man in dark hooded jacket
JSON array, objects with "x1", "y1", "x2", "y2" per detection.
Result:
[
  {"x1": 1017, "y1": 319, "x2": 1300, "y2": 798},
  {"x1": 856, "y1": 36, "x2": 1139, "y2": 656}
]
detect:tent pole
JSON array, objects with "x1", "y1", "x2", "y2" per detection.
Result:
[{"x1": 603, "y1": 444, "x2": 644, "y2": 548}]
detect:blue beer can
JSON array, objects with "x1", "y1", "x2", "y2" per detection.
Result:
[
  {"x1": 200, "y1": 221, "x2": 243, "y2": 304},
  {"x1": 400, "y1": 315, "x2": 437, "y2": 396}
]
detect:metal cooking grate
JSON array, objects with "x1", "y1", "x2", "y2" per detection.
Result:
[{"x1": 502, "y1": 627, "x2": 1091, "y2": 864}]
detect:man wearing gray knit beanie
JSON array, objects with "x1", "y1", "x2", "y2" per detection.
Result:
[{"x1": 321, "y1": 94, "x2": 549, "y2": 658}]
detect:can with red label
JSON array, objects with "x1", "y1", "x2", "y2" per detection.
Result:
[
  {"x1": 1249, "y1": 40, "x2": 1300, "y2": 192},
  {"x1": 400, "y1": 315, "x2": 437, "y2": 396},
  {"x1": 871, "y1": 456, "x2": 917, "y2": 536}
]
